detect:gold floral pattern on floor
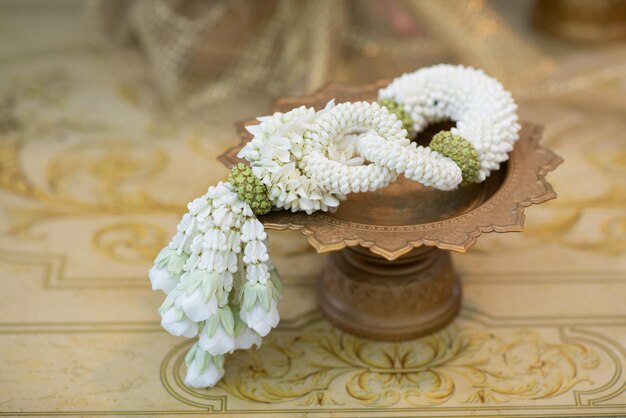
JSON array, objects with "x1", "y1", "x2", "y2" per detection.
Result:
[{"x1": 161, "y1": 312, "x2": 619, "y2": 412}]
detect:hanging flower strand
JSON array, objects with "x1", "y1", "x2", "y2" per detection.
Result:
[
  {"x1": 149, "y1": 64, "x2": 520, "y2": 388},
  {"x1": 149, "y1": 180, "x2": 278, "y2": 387}
]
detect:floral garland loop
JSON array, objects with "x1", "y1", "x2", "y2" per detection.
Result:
[{"x1": 149, "y1": 64, "x2": 520, "y2": 388}]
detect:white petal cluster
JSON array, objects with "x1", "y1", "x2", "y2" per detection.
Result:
[
  {"x1": 184, "y1": 343, "x2": 225, "y2": 388},
  {"x1": 239, "y1": 287, "x2": 280, "y2": 336},
  {"x1": 149, "y1": 246, "x2": 188, "y2": 294},
  {"x1": 237, "y1": 105, "x2": 339, "y2": 214},
  {"x1": 237, "y1": 215, "x2": 281, "y2": 337},
  {"x1": 149, "y1": 182, "x2": 281, "y2": 389},
  {"x1": 378, "y1": 64, "x2": 520, "y2": 182}
]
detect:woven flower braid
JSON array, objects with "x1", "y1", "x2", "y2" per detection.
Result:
[
  {"x1": 378, "y1": 64, "x2": 520, "y2": 182},
  {"x1": 149, "y1": 64, "x2": 520, "y2": 389},
  {"x1": 299, "y1": 101, "x2": 462, "y2": 193}
]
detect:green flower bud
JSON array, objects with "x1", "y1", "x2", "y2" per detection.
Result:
[
  {"x1": 378, "y1": 98, "x2": 414, "y2": 136},
  {"x1": 228, "y1": 163, "x2": 273, "y2": 215},
  {"x1": 429, "y1": 131, "x2": 480, "y2": 186}
]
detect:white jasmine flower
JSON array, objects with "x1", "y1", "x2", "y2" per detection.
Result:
[
  {"x1": 225, "y1": 230, "x2": 241, "y2": 252},
  {"x1": 327, "y1": 133, "x2": 363, "y2": 165},
  {"x1": 243, "y1": 240, "x2": 269, "y2": 264},
  {"x1": 204, "y1": 229, "x2": 226, "y2": 250},
  {"x1": 234, "y1": 325, "x2": 262, "y2": 350},
  {"x1": 213, "y1": 251, "x2": 226, "y2": 273},
  {"x1": 188, "y1": 196, "x2": 212, "y2": 219},
  {"x1": 174, "y1": 269, "x2": 225, "y2": 322},
  {"x1": 270, "y1": 162, "x2": 297, "y2": 185},
  {"x1": 225, "y1": 251, "x2": 238, "y2": 273},
  {"x1": 207, "y1": 183, "x2": 230, "y2": 199},
  {"x1": 199, "y1": 306, "x2": 235, "y2": 356},
  {"x1": 245, "y1": 262, "x2": 269, "y2": 283},
  {"x1": 240, "y1": 299, "x2": 280, "y2": 337},
  {"x1": 184, "y1": 344, "x2": 225, "y2": 388},
  {"x1": 259, "y1": 135, "x2": 292, "y2": 163},
  {"x1": 150, "y1": 247, "x2": 189, "y2": 294},
  {"x1": 216, "y1": 188, "x2": 239, "y2": 208},
  {"x1": 298, "y1": 197, "x2": 314, "y2": 213},
  {"x1": 185, "y1": 359, "x2": 224, "y2": 388},
  {"x1": 212, "y1": 206, "x2": 233, "y2": 230},
  {"x1": 223, "y1": 271, "x2": 234, "y2": 292},
  {"x1": 176, "y1": 287, "x2": 217, "y2": 322},
  {"x1": 322, "y1": 193, "x2": 340, "y2": 208},
  {"x1": 241, "y1": 218, "x2": 266, "y2": 242},
  {"x1": 177, "y1": 213, "x2": 193, "y2": 233},
  {"x1": 239, "y1": 282, "x2": 280, "y2": 336},
  {"x1": 228, "y1": 197, "x2": 247, "y2": 214},
  {"x1": 199, "y1": 323, "x2": 235, "y2": 356},
  {"x1": 149, "y1": 266, "x2": 177, "y2": 293},
  {"x1": 201, "y1": 250, "x2": 232, "y2": 273},
  {"x1": 160, "y1": 307, "x2": 198, "y2": 338}
]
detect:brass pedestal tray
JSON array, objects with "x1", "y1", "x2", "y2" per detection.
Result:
[{"x1": 219, "y1": 80, "x2": 563, "y2": 341}]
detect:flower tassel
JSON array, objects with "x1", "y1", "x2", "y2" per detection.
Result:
[{"x1": 149, "y1": 178, "x2": 281, "y2": 388}]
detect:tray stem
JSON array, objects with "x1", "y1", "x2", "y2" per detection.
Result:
[{"x1": 317, "y1": 246, "x2": 461, "y2": 341}]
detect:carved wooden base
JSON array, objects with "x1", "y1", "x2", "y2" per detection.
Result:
[{"x1": 317, "y1": 246, "x2": 461, "y2": 341}]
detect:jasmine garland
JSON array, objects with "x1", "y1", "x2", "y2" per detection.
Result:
[{"x1": 149, "y1": 64, "x2": 520, "y2": 388}]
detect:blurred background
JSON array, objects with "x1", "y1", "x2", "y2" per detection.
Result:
[
  {"x1": 89, "y1": 0, "x2": 626, "y2": 118},
  {"x1": 4, "y1": 0, "x2": 626, "y2": 125},
  {"x1": 0, "y1": 0, "x2": 625, "y2": 415}
]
